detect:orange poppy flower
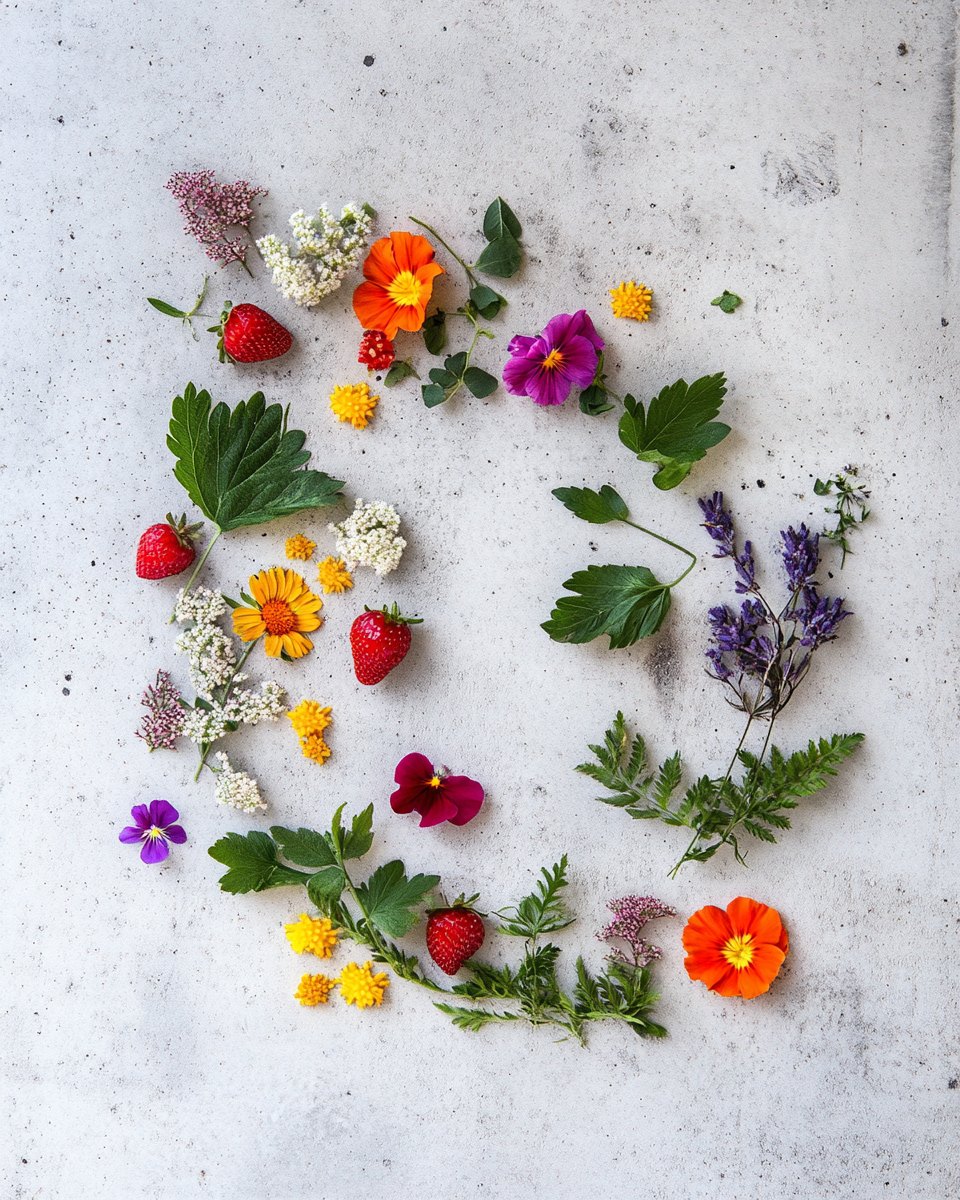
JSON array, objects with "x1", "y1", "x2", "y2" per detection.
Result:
[
  {"x1": 352, "y1": 231, "x2": 445, "y2": 340},
  {"x1": 682, "y1": 896, "x2": 788, "y2": 999}
]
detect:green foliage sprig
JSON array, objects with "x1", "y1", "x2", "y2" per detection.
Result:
[
  {"x1": 578, "y1": 713, "x2": 863, "y2": 876},
  {"x1": 814, "y1": 466, "x2": 870, "y2": 567},
  {"x1": 167, "y1": 383, "x2": 344, "y2": 595},
  {"x1": 208, "y1": 807, "x2": 667, "y2": 1047},
  {"x1": 542, "y1": 485, "x2": 696, "y2": 647},
  {"x1": 408, "y1": 198, "x2": 523, "y2": 407},
  {"x1": 618, "y1": 373, "x2": 730, "y2": 491}
]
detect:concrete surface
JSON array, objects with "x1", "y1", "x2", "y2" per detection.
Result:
[{"x1": 3, "y1": 2, "x2": 959, "y2": 1197}]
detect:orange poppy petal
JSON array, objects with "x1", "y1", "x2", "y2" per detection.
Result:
[
  {"x1": 353, "y1": 282, "x2": 405, "y2": 337},
  {"x1": 682, "y1": 905, "x2": 732, "y2": 951},
  {"x1": 736, "y1": 944, "x2": 786, "y2": 998},
  {"x1": 685, "y1": 948, "x2": 736, "y2": 991},
  {"x1": 727, "y1": 896, "x2": 784, "y2": 946},
  {"x1": 363, "y1": 237, "x2": 400, "y2": 286}
]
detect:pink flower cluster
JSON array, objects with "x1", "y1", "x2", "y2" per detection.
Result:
[
  {"x1": 597, "y1": 895, "x2": 677, "y2": 968},
  {"x1": 136, "y1": 669, "x2": 184, "y2": 751},
  {"x1": 165, "y1": 170, "x2": 265, "y2": 268}
]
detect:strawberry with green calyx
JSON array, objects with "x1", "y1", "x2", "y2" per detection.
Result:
[
  {"x1": 209, "y1": 301, "x2": 293, "y2": 364},
  {"x1": 136, "y1": 513, "x2": 204, "y2": 579},
  {"x1": 426, "y1": 894, "x2": 486, "y2": 975},
  {"x1": 350, "y1": 603, "x2": 422, "y2": 685}
]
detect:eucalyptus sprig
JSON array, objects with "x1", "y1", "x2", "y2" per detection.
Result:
[
  {"x1": 208, "y1": 808, "x2": 667, "y2": 1047},
  {"x1": 814, "y1": 466, "x2": 870, "y2": 567},
  {"x1": 408, "y1": 197, "x2": 523, "y2": 407},
  {"x1": 542, "y1": 485, "x2": 696, "y2": 647}
]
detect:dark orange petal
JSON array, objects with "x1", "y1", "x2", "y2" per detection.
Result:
[
  {"x1": 685, "y1": 950, "x2": 740, "y2": 996},
  {"x1": 362, "y1": 237, "x2": 400, "y2": 286},
  {"x1": 736, "y1": 943, "x2": 786, "y2": 998},
  {"x1": 682, "y1": 905, "x2": 732, "y2": 952},
  {"x1": 353, "y1": 282, "x2": 403, "y2": 336},
  {"x1": 727, "y1": 896, "x2": 784, "y2": 947},
  {"x1": 389, "y1": 230, "x2": 436, "y2": 274}
]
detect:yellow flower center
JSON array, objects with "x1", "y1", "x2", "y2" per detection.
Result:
[
  {"x1": 428, "y1": 776, "x2": 442, "y2": 788},
  {"x1": 721, "y1": 933, "x2": 755, "y2": 970},
  {"x1": 542, "y1": 349, "x2": 565, "y2": 370},
  {"x1": 261, "y1": 598, "x2": 296, "y2": 636},
  {"x1": 146, "y1": 826, "x2": 163, "y2": 840},
  {"x1": 386, "y1": 270, "x2": 422, "y2": 308}
]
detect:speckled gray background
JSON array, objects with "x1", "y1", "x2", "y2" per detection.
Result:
[{"x1": 4, "y1": 2, "x2": 959, "y2": 1197}]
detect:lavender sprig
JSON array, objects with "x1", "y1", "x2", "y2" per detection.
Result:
[
  {"x1": 136, "y1": 670, "x2": 185, "y2": 751},
  {"x1": 165, "y1": 170, "x2": 265, "y2": 272}
]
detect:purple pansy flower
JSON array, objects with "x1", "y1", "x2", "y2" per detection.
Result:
[
  {"x1": 502, "y1": 310, "x2": 604, "y2": 406},
  {"x1": 119, "y1": 800, "x2": 187, "y2": 864},
  {"x1": 390, "y1": 753, "x2": 484, "y2": 828}
]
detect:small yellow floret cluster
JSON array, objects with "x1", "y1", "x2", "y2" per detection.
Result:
[
  {"x1": 285, "y1": 913, "x2": 341, "y2": 957},
  {"x1": 330, "y1": 382, "x2": 379, "y2": 429},
  {"x1": 338, "y1": 961, "x2": 390, "y2": 1008},
  {"x1": 294, "y1": 973, "x2": 336, "y2": 1006},
  {"x1": 316, "y1": 556, "x2": 354, "y2": 594},
  {"x1": 610, "y1": 281, "x2": 653, "y2": 321},
  {"x1": 285, "y1": 534, "x2": 317, "y2": 561},
  {"x1": 287, "y1": 699, "x2": 333, "y2": 764}
]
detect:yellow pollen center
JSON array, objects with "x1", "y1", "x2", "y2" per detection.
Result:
[
  {"x1": 428, "y1": 776, "x2": 442, "y2": 788},
  {"x1": 385, "y1": 270, "x2": 422, "y2": 308},
  {"x1": 146, "y1": 826, "x2": 163, "y2": 840},
  {"x1": 542, "y1": 349, "x2": 565, "y2": 370},
  {"x1": 721, "y1": 933, "x2": 755, "y2": 970},
  {"x1": 261, "y1": 598, "x2": 296, "y2": 636}
]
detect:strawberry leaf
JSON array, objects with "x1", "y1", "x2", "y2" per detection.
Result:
[
  {"x1": 542, "y1": 564, "x2": 672, "y2": 648},
  {"x1": 618, "y1": 374, "x2": 730, "y2": 490},
  {"x1": 269, "y1": 826, "x2": 337, "y2": 869},
  {"x1": 354, "y1": 860, "x2": 441, "y2": 938},
  {"x1": 208, "y1": 831, "x2": 311, "y2": 894},
  {"x1": 168, "y1": 383, "x2": 344, "y2": 533}
]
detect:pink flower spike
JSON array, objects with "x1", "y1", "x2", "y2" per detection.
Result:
[{"x1": 390, "y1": 753, "x2": 484, "y2": 828}]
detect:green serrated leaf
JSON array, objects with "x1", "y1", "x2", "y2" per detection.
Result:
[
  {"x1": 469, "y1": 284, "x2": 506, "y2": 319},
  {"x1": 422, "y1": 383, "x2": 447, "y2": 407},
  {"x1": 711, "y1": 290, "x2": 742, "y2": 313},
  {"x1": 269, "y1": 826, "x2": 337, "y2": 869},
  {"x1": 474, "y1": 233, "x2": 522, "y2": 278},
  {"x1": 618, "y1": 375, "x2": 730, "y2": 490},
  {"x1": 423, "y1": 311, "x2": 447, "y2": 355},
  {"x1": 148, "y1": 297, "x2": 189, "y2": 318},
  {"x1": 552, "y1": 485, "x2": 628, "y2": 524},
  {"x1": 462, "y1": 366, "x2": 498, "y2": 398},
  {"x1": 579, "y1": 384, "x2": 615, "y2": 416},
  {"x1": 482, "y1": 197, "x2": 522, "y2": 241},
  {"x1": 342, "y1": 804, "x2": 374, "y2": 861},
  {"x1": 355, "y1": 860, "x2": 441, "y2": 938},
  {"x1": 383, "y1": 360, "x2": 418, "y2": 387},
  {"x1": 167, "y1": 384, "x2": 345, "y2": 533},
  {"x1": 542, "y1": 564, "x2": 672, "y2": 649},
  {"x1": 208, "y1": 831, "x2": 310, "y2": 894},
  {"x1": 306, "y1": 866, "x2": 347, "y2": 904}
]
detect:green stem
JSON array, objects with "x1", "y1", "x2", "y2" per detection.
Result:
[
  {"x1": 170, "y1": 528, "x2": 222, "y2": 621},
  {"x1": 408, "y1": 215, "x2": 477, "y2": 286},
  {"x1": 620, "y1": 519, "x2": 697, "y2": 587}
]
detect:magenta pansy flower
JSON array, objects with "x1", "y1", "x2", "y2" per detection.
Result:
[
  {"x1": 502, "y1": 310, "x2": 604, "y2": 406},
  {"x1": 390, "y1": 754, "x2": 484, "y2": 828},
  {"x1": 119, "y1": 800, "x2": 187, "y2": 864}
]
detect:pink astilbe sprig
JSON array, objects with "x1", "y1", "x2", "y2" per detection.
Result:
[
  {"x1": 136, "y1": 669, "x2": 185, "y2": 751},
  {"x1": 598, "y1": 895, "x2": 677, "y2": 968},
  {"x1": 165, "y1": 170, "x2": 266, "y2": 271}
]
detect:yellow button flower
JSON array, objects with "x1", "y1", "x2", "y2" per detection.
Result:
[
  {"x1": 316, "y1": 556, "x2": 354, "y2": 594},
  {"x1": 285, "y1": 534, "x2": 317, "y2": 561},
  {"x1": 338, "y1": 961, "x2": 390, "y2": 1009},
  {"x1": 294, "y1": 974, "x2": 336, "y2": 1005},
  {"x1": 330, "y1": 382, "x2": 378, "y2": 429},
  {"x1": 285, "y1": 914, "x2": 340, "y2": 957},
  {"x1": 609, "y1": 281, "x2": 653, "y2": 321}
]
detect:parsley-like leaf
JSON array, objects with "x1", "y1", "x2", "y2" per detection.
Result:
[
  {"x1": 354, "y1": 860, "x2": 440, "y2": 939},
  {"x1": 552, "y1": 485, "x2": 629, "y2": 524},
  {"x1": 208, "y1": 831, "x2": 310, "y2": 894},
  {"x1": 497, "y1": 857, "x2": 575, "y2": 939},
  {"x1": 269, "y1": 826, "x2": 337, "y2": 869},
  {"x1": 618, "y1": 373, "x2": 730, "y2": 490},
  {"x1": 542, "y1": 564, "x2": 672, "y2": 648},
  {"x1": 168, "y1": 383, "x2": 344, "y2": 533}
]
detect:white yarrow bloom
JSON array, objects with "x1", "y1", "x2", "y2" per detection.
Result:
[
  {"x1": 213, "y1": 752, "x2": 267, "y2": 813},
  {"x1": 257, "y1": 203, "x2": 374, "y2": 307},
  {"x1": 174, "y1": 586, "x2": 227, "y2": 627},
  {"x1": 329, "y1": 498, "x2": 406, "y2": 576},
  {"x1": 175, "y1": 622, "x2": 237, "y2": 698}
]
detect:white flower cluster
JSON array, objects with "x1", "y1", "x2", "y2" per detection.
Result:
[
  {"x1": 213, "y1": 752, "x2": 267, "y2": 813},
  {"x1": 180, "y1": 681, "x2": 286, "y2": 746},
  {"x1": 329, "y1": 498, "x2": 406, "y2": 576},
  {"x1": 256, "y1": 203, "x2": 373, "y2": 307},
  {"x1": 174, "y1": 586, "x2": 237, "y2": 698}
]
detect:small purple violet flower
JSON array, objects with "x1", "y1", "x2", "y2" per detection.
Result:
[
  {"x1": 119, "y1": 800, "x2": 187, "y2": 865},
  {"x1": 502, "y1": 310, "x2": 603, "y2": 407},
  {"x1": 597, "y1": 895, "x2": 677, "y2": 968}
]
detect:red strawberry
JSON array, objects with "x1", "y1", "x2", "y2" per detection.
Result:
[
  {"x1": 210, "y1": 301, "x2": 292, "y2": 364},
  {"x1": 136, "y1": 513, "x2": 203, "y2": 580},
  {"x1": 426, "y1": 898, "x2": 486, "y2": 975},
  {"x1": 358, "y1": 330, "x2": 395, "y2": 371},
  {"x1": 349, "y1": 603, "x2": 422, "y2": 685}
]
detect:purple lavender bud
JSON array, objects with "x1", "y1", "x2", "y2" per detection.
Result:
[
  {"x1": 698, "y1": 492, "x2": 736, "y2": 557},
  {"x1": 706, "y1": 647, "x2": 734, "y2": 681},
  {"x1": 734, "y1": 540, "x2": 756, "y2": 593},
  {"x1": 781, "y1": 524, "x2": 820, "y2": 591},
  {"x1": 800, "y1": 595, "x2": 851, "y2": 648}
]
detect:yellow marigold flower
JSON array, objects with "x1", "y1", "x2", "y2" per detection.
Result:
[
  {"x1": 338, "y1": 961, "x2": 390, "y2": 1009},
  {"x1": 316, "y1": 556, "x2": 354, "y2": 595},
  {"x1": 287, "y1": 699, "x2": 333, "y2": 738},
  {"x1": 300, "y1": 732, "x2": 332, "y2": 764},
  {"x1": 294, "y1": 973, "x2": 336, "y2": 1006},
  {"x1": 610, "y1": 281, "x2": 653, "y2": 321},
  {"x1": 330, "y1": 382, "x2": 378, "y2": 430},
  {"x1": 232, "y1": 568, "x2": 323, "y2": 659},
  {"x1": 285, "y1": 534, "x2": 317, "y2": 561},
  {"x1": 285, "y1": 914, "x2": 341, "y2": 957}
]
